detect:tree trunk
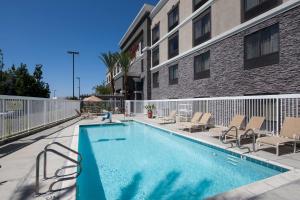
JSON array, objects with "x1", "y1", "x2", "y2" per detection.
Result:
[
  {"x1": 110, "y1": 71, "x2": 115, "y2": 94},
  {"x1": 124, "y1": 72, "x2": 128, "y2": 100}
]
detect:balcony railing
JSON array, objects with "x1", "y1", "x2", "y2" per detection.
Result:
[
  {"x1": 0, "y1": 95, "x2": 80, "y2": 141},
  {"x1": 125, "y1": 94, "x2": 300, "y2": 134}
]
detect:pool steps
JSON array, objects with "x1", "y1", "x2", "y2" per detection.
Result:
[{"x1": 226, "y1": 156, "x2": 239, "y2": 166}]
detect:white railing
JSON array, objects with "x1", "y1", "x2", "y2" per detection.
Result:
[
  {"x1": 82, "y1": 100, "x2": 124, "y2": 113},
  {"x1": 0, "y1": 95, "x2": 80, "y2": 141},
  {"x1": 125, "y1": 94, "x2": 300, "y2": 134}
]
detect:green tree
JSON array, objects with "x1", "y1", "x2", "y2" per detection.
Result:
[
  {"x1": 93, "y1": 81, "x2": 111, "y2": 95},
  {"x1": 99, "y1": 52, "x2": 118, "y2": 94},
  {"x1": 117, "y1": 51, "x2": 131, "y2": 100},
  {"x1": 0, "y1": 63, "x2": 50, "y2": 98}
]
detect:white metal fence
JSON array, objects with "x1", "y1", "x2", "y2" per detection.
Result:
[
  {"x1": 82, "y1": 100, "x2": 124, "y2": 113},
  {"x1": 125, "y1": 94, "x2": 300, "y2": 134},
  {"x1": 0, "y1": 95, "x2": 80, "y2": 141}
]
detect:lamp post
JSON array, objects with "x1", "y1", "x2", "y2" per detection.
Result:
[
  {"x1": 53, "y1": 90, "x2": 56, "y2": 98},
  {"x1": 76, "y1": 77, "x2": 81, "y2": 100},
  {"x1": 67, "y1": 51, "x2": 79, "y2": 99}
]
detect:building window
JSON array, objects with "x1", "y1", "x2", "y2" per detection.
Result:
[
  {"x1": 193, "y1": 0, "x2": 209, "y2": 12},
  {"x1": 168, "y1": 31, "x2": 179, "y2": 59},
  {"x1": 169, "y1": 64, "x2": 178, "y2": 85},
  {"x1": 242, "y1": 0, "x2": 281, "y2": 22},
  {"x1": 141, "y1": 59, "x2": 144, "y2": 72},
  {"x1": 193, "y1": 8, "x2": 211, "y2": 47},
  {"x1": 168, "y1": 4, "x2": 179, "y2": 32},
  {"x1": 194, "y1": 51, "x2": 210, "y2": 79},
  {"x1": 153, "y1": 72, "x2": 159, "y2": 88},
  {"x1": 152, "y1": 46, "x2": 160, "y2": 67},
  {"x1": 152, "y1": 23, "x2": 160, "y2": 44},
  {"x1": 244, "y1": 23, "x2": 279, "y2": 69}
]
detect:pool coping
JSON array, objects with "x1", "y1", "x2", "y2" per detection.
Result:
[{"x1": 64, "y1": 120, "x2": 300, "y2": 200}]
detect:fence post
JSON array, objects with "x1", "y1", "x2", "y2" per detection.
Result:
[
  {"x1": 1, "y1": 99, "x2": 4, "y2": 140},
  {"x1": 44, "y1": 100, "x2": 46, "y2": 126},
  {"x1": 134, "y1": 101, "x2": 136, "y2": 115},
  {"x1": 276, "y1": 97, "x2": 279, "y2": 136},
  {"x1": 27, "y1": 99, "x2": 30, "y2": 132}
]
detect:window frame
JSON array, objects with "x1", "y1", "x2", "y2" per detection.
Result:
[
  {"x1": 168, "y1": 4, "x2": 179, "y2": 32},
  {"x1": 193, "y1": 8, "x2": 211, "y2": 47},
  {"x1": 194, "y1": 51, "x2": 211, "y2": 80},
  {"x1": 244, "y1": 23, "x2": 280, "y2": 70},
  {"x1": 152, "y1": 23, "x2": 160, "y2": 45},
  {"x1": 152, "y1": 72, "x2": 159, "y2": 88},
  {"x1": 169, "y1": 64, "x2": 178, "y2": 85},
  {"x1": 193, "y1": 0, "x2": 209, "y2": 12},
  {"x1": 152, "y1": 46, "x2": 160, "y2": 67},
  {"x1": 241, "y1": 0, "x2": 282, "y2": 22},
  {"x1": 168, "y1": 31, "x2": 179, "y2": 59},
  {"x1": 141, "y1": 59, "x2": 144, "y2": 72}
]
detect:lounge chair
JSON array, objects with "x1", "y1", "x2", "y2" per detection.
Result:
[
  {"x1": 177, "y1": 112, "x2": 203, "y2": 132},
  {"x1": 222, "y1": 116, "x2": 265, "y2": 147},
  {"x1": 180, "y1": 113, "x2": 212, "y2": 132},
  {"x1": 209, "y1": 115, "x2": 245, "y2": 140},
  {"x1": 158, "y1": 111, "x2": 177, "y2": 124},
  {"x1": 256, "y1": 117, "x2": 300, "y2": 156},
  {"x1": 75, "y1": 109, "x2": 90, "y2": 119}
]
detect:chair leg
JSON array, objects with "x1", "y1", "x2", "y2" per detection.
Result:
[
  {"x1": 294, "y1": 142, "x2": 297, "y2": 154},
  {"x1": 276, "y1": 145, "x2": 279, "y2": 156}
]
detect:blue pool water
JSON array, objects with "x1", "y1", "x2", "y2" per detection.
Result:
[{"x1": 77, "y1": 122, "x2": 287, "y2": 200}]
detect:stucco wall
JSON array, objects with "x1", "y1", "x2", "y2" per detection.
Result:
[{"x1": 211, "y1": 0, "x2": 241, "y2": 37}]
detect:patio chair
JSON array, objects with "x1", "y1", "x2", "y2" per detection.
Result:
[
  {"x1": 180, "y1": 113, "x2": 212, "y2": 132},
  {"x1": 256, "y1": 117, "x2": 300, "y2": 156},
  {"x1": 75, "y1": 109, "x2": 90, "y2": 119},
  {"x1": 222, "y1": 116, "x2": 265, "y2": 148},
  {"x1": 177, "y1": 112, "x2": 203, "y2": 132},
  {"x1": 209, "y1": 115, "x2": 245, "y2": 140},
  {"x1": 158, "y1": 110, "x2": 177, "y2": 124}
]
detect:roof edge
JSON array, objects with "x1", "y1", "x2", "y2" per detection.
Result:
[
  {"x1": 119, "y1": 4, "x2": 154, "y2": 47},
  {"x1": 150, "y1": 0, "x2": 168, "y2": 19}
]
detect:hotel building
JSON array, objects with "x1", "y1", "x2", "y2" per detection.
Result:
[{"x1": 109, "y1": 0, "x2": 300, "y2": 100}]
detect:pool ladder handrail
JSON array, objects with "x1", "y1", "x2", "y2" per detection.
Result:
[
  {"x1": 35, "y1": 142, "x2": 82, "y2": 196},
  {"x1": 221, "y1": 126, "x2": 255, "y2": 153}
]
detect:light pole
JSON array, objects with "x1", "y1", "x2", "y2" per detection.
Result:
[
  {"x1": 67, "y1": 51, "x2": 79, "y2": 99},
  {"x1": 53, "y1": 90, "x2": 56, "y2": 98},
  {"x1": 76, "y1": 77, "x2": 81, "y2": 100}
]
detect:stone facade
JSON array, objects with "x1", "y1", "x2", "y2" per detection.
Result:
[{"x1": 151, "y1": 6, "x2": 300, "y2": 99}]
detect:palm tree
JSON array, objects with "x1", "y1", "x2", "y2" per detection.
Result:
[
  {"x1": 99, "y1": 52, "x2": 118, "y2": 94},
  {"x1": 117, "y1": 51, "x2": 131, "y2": 100}
]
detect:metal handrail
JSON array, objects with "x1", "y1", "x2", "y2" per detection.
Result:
[
  {"x1": 238, "y1": 128, "x2": 256, "y2": 152},
  {"x1": 44, "y1": 142, "x2": 82, "y2": 179},
  {"x1": 221, "y1": 126, "x2": 256, "y2": 153},
  {"x1": 35, "y1": 143, "x2": 82, "y2": 196},
  {"x1": 221, "y1": 126, "x2": 238, "y2": 148}
]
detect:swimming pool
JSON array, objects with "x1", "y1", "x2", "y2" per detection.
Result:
[{"x1": 77, "y1": 121, "x2": 287, "y2": 200}]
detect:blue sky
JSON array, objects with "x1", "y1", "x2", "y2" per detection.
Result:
[{"x1": 0, "y1": 0, "x2": 158, "y2": 97}]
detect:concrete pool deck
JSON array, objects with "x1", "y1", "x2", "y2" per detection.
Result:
[{"x1": 1, "y1": 114, "x2": 300, "y2": 199}]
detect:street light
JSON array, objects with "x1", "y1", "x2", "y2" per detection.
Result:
[
  {"x1": 76, "y1": 77, "x2": 81, "y2": 100},
  {"x1": 67, "y1": 51, "x2": 79, "y2": 99},
  {"x1": 53, "y1": 90, "x2": 56, "y2": 98}
]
